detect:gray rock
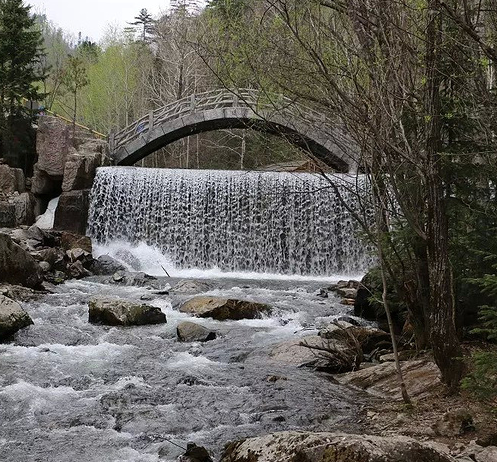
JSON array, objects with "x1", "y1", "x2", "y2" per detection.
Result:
[
  {"x1": 62, "y1": 150, "x2": 103, "y2": 192},
  {"x1": 36, "y1": 116, "x2": 71, "y2": 178},
  {"x1": 67, "y1": 260, "x2": 91, "y2": 279},
  {"x1": 39, "y1": 261, "x2": 51, "y2": 272},
  {"x1": 60, "y1": 232, "x2": 92, "y2": 253},
  {"x1": 0, "y1": 201, "x2": 16, "y2": 227},
  {"x1": 180, "y1": 296, "x2": 271, "y2": 321},
  {"x1": 432, "y1": 410, "x2": 475, "y2": 437},
  {"x1": 0, "y1": 295, "x2": 33, "y2": 341},
  {"x1": 221, "y1": 431, "x2": 457, "y2": 462},
  {"x1": 336, "y1": 359, "x2": 442, "y2": 400},
  {"x1": 53, "y1": 190, "x2": 90, "y2": 235},
  {"x1": 0, "y1": 233, "x2": 43, "y2": 288},
  {"x1": 171, "y1": 279, "x2": 212, "y2": 294},
  {"x1": 31, "y1": 164, "x2": 60, "y2": 195},
  {"x1": 13, "y1": 192, "x2": 36, "y2": 226},
  {"x1": 0, "y1": 284, "x2": 41, "y2": 302},
  {"x1": 269, "y1": 335, "x2": 360, "y2": 373},
  {"x1": 178, "y1": 443, "x2": 213, "y2": 462},
  {"x1": 89, "y1": 255, "x2": 126, "y2": 275},
  {"x1": 177, "y1": 321, "x2": 216, "y2": 342},
  {"x1": 319, "y1": 323, "x2": 391, "y2": 354},
  {"x1": 88, "y1": 297, "x2": 167, "y2": 326},
  {"x1": 0, "y1": 164, "x2": 24, "y2": 194}
]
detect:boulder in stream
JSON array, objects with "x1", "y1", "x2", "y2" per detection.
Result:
[
  {"x1": 177, "y1": 321, "x2": 216, "y2": 342},
  {"x1": 0, "y1": 295, "x2": 33, "y2": 340},
  {"x1": 269, "y1": 334, "x2": 360, "y2": 373},
  {"x1": 171, "y1": 279, "x2": 212, "y2": 294},
  {"x1": 89, "y1": 255, "x2": 126, "y2": 275},
  {"x1": 220, "y1": 431, "x2": 458, "y2": 462},
  {"x1": 0, "y1": 233, "x2": 43, "y2": 288},
  {"x1": 180, "y1": 296, "x2": 271, "y2": 321},
  {"x1": 88, "y1": 297, "x2": 166, "y2": 326}
]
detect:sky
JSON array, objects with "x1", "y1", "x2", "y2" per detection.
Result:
[{"x1": 27, "y1": 0, "x2": 174, "y2": 42}]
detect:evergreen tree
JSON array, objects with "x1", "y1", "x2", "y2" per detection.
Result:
[
  {"x1": 129, "y1": 9, "x2": 155, "y2": 43},
  {"x1": 0, "y1": 0, "x2": 45, "y2": 170}
]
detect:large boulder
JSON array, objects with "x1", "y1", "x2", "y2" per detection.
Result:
[
  {"x1": 221, "y1": 431, "x2": 457, "y2": 462},
  {"x1": 180, "y1": 296, "x2": 271, "y2": 321},
  {"x1": 88, "y1": 297, "x2": 166, "y2": 326},
  {"x1": 319, "y1": 323, "x2": 391, "y2": 354},
  {"x1": 269, "y1": 335, "x2": 360, "y2": 373},
  {"x1": 89, "y1": 255, "x2": 126, "y2": 275},
  {"x1": 53, "y1": 189, "x2": 90, "y2": 234},
  {"x1": 0, "y1": 164, "x2": 25, "y2": 194},
  {"x1": 60, "y1": 232, "x2": 92, "y2": 253},
  {"x1": 171, "y1": 279, "x2": 212, "y2": 294},
  {"x1": 177, "y1": 321, "x2": 216, "y2": 342},
  {"x1": 0, "y1": 233, "x2": 43, "y2": 288},
  {"x1": 36, "y1": 116, "x2": 71, "y2": 178},
  {"x1": 336, "y1": 359, "x2": 442, "y2": 400},
  {"x1": 0, "y1": 295, "x2": 33, "y2": 341}
]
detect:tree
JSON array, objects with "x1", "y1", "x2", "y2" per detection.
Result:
[
  {"x1": 0, "y1": 0, "x2": 45, "y2": 170},
  {"x1": 198, "y1": 0, "x2": 497, "y2": 391},
  {"x1": 61, "y1": 55, "x2": 89, "y2": 131},
  {"x1": 129, "y1": 8, "x2": 155, "y2": 43}
]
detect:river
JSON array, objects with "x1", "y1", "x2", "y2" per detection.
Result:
[{"x1": 0, "y1": 275, "x2": 366, "y2": 461}]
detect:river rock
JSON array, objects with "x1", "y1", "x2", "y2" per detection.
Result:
[
  {"x1": 180, "y1": 296, "x2": 271, "y2": 321},
  {"x1": 319, "y1": 323, "x2": 391, "y2": 354},
  {"x1": 37, "y1": 247, "x2": 66, "y2": 271},
  {"x1": 0, "y1": 284, "x2": 42, "y2": 302},
  {"x1": 220, "y1": 431, "x2": 457, "y2": 462},
  {"x1": 60, "y1": 232, "x2": 92, "y2": 253},
  {"x1": 269, "y1": 335, "x2": 360, "y2": 373},
  {"x1": 0, "y1": 295, "x2": 33, "y2": 340},
  {"x1": 177, "y1": 321, "x2": 216, "y2": 342},
  {"x1": 178, "y1": 443, "x2": 213, "y2": 462},
  {"x1": 337, "y1": 359, "x2": 442, "y2": 400},
  {"x1": 171, "y1": 280, "x2": 212, "y2": 294},
  {"x1": 88, "y1": 297, "x2": 167, "y2": 326},
  {"x1": 89, "y1": 255, "x2": 126, "y2": 275},
  {"x1": 0, "y1": 233, "x2": 43, "y2": 288}
]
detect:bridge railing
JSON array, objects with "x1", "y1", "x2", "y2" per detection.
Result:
[{"x1": 111, "y1": 88, "x2": 330, "y2": 154}]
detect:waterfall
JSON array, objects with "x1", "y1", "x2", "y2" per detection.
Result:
[{"x1": 88, "y1": 167, "x2": 373, "y2": 277}]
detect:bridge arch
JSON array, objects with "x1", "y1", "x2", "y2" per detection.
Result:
[{"x1": 109, "y1": 89, "x2": 357, "y2": 172}]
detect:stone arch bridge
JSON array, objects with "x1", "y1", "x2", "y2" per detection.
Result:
[{"x1": 109, "y1": 89, "x2": 357, "y2": 173}]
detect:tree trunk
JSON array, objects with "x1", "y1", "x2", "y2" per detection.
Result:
[{"x1": 424, "y1": 0, "x2": 463, "y2": 392}]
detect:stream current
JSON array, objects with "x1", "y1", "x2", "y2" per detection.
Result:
[{"x1": 0, "y1": 276, "x2": 366, "y2": 461}]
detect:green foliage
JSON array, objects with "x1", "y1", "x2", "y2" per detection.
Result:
[
  {"x1": 461, "y1": 351, "x2": 497, "y2": 401},
  {"x1": 0, "y1": 0, "x2": 45, "y2": 170}
]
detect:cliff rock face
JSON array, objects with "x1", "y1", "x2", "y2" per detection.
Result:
[{"x1": 29, "y1": 116, "x2": 109, "y2": 234}]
